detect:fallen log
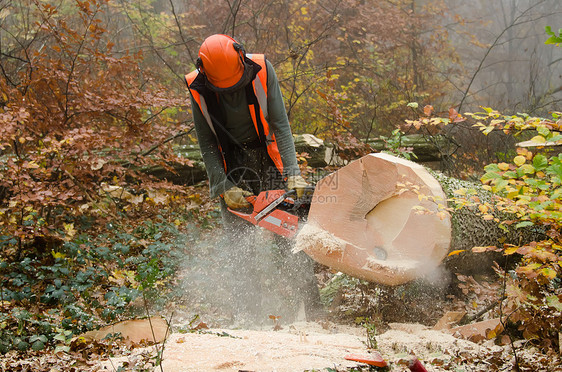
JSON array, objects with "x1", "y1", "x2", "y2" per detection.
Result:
[
  {"x1": 142, "y1": 143, "x2": 207, "y2": 185},
  {"x1": 294, "y1": 153, "x2": 543, "y2": 285},
  {"x1": 367, "y1": 134, "x2": 453, "y2": 163},
  {"x1": 293, "y1": 134, "x2": 343, "y2": 167},
  {"x1": 143, "y1": 134, "x2": 447, "y2": 185}
]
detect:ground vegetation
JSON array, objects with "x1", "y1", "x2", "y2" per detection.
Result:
[{"x1": 0, "y1": 0, "x2": 561, "y2": 370}]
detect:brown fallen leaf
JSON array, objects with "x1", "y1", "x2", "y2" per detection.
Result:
[
  {"x1": 193, "y1": 321, "x2": 209, "y2": 330},
  {"x1": 432, "y1": 311, "x2": 466, "y2": 330}
]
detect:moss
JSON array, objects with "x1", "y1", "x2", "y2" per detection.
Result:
[{"x1": 429, "y1": 171, "x2": 546, "y2": 274}]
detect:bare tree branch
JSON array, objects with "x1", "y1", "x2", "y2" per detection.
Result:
[{"x1": 458, "y1": 0, "x2": 547, "y2": 112}]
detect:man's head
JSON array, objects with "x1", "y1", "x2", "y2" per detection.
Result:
[{"x1": 197, "y1": 34, "x2": 252, "y2": 92}]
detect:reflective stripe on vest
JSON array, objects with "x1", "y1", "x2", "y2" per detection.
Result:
[{"x1": 185, "y1": 54, "x2": 285, "y2": 176}]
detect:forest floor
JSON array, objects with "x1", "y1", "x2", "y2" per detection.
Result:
[
  {"x1": 97, "y1": 257, "x2": 562, "y2": 372},
  {"x1": 91, "y1": 282, "x2": 561, "y2": 372},
  {"x1": 3, "y1": 269, "x2": 562, "y2": 372},
  {"x1": 2, "y1": 227, "x2": 561, "y2": 372}
]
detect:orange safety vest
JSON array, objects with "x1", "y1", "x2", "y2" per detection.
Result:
[{"x1": 185, "y1": 54, "x2": 284, "y2": 176}]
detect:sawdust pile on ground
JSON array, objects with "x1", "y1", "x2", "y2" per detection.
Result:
[{"x1": 98, "y1": 321, "x2": 500, "y2": 372}]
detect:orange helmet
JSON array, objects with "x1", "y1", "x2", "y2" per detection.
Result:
[{"x1": 198, "y1": 34, "x2": 246, "y2": 89}]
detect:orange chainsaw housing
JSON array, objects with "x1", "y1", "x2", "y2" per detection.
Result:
[{"x1": 228, "y1": 189, "x2": 301, "y2": 238}]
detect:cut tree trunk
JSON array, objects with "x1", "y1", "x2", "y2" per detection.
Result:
[{"x1": 294, "y1": 153, "x2": 543, "y2": 286}]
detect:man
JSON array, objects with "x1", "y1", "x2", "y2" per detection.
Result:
[{"x1": 185, "y1": 34, "x2": 320, "y2": 323}]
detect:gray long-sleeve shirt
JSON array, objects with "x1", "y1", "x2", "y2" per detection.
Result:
[{"x1": 190, "y1": 60, "x2": 300, "y2": 198}]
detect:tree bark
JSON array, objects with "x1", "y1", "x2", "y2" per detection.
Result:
[{"x1": 294, "y1": 153, "x2": 543, "y2": 286}]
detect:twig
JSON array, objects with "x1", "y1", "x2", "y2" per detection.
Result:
[
  {"x1": 107, "y1": 357, "x2": 118, "y2": 372},
  {"x1": 157, "y1": 311, "x2": 175, "y2": 370},
  {"x1": 465, "y1": 296, "x2": 506, "y2": 323},
  {"x1": 499, "y1": 254, "x2": 521, "y2": 372},
  {"x1": 141, "y1": 127, "x2": 194, "y2": 157},
  {"x1": 64, "y1": 170, "x2": 118, "y2": 219},
  {"x1": 458, "y1": 1, "x2": 546, "y2": 112},
  {"x1": 142, "y1": 291, "x2": 164, "y2": 372},
  {"x1": 166, "y1": 0, "x2": 197, "y2": 64}
]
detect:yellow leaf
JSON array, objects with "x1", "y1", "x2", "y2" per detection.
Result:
[
  {"x1": 504, "y1": 246, "x2": 519, "y2": 255},
  {"x1": 24, "y1": 161, "x2": 40, "y2": 169},
  {"x1": 454, "y1": 188, "x2": 466, "y2": 196},
  {"x1": 498, "y1": 162, "x2": 509, "y2": 171},
  {"x1": 478, "y1": 204, "x2": 489, "y2": 214},
  {"x1": 300, "y1": 6, "x2": 308, "y2": 14},
  {"x1": 64, "y1": 223, "x2": 76, "y2": 240},
  {"x1": 541, "y1": 268, "x2": 557, "y2": 280},
  {"x1": 482, "y1": 125, "x2": 494, "y2": 135},
  {"x1": 51, "y1": 250, "x2": 67, "y2": 259},
  {"x1": 507, "y1": 191, "x2": 519, "y2": 199},
  {"x1": 520, "y1": 164, "x2": 535, "y2": 174},
  {"x1": 513, "y1": 155, "x2": 526, "y2": 166},
  {"x1": 437, "y1": 211, "x2": 448, "y2": 221},
  {"x1": 448, "y1": 249, "x2": 465, "y2": 256},
  {"x1": 530, "y1": 135, "x2": 546, "y2": 144}
]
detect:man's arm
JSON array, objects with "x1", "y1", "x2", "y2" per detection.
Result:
[
  {"x1": 265, "y1": 60, "x2": 301, "y2": 178},
  {"x1": 191, "y1": 96, "x2": 235, "y2": 198}
]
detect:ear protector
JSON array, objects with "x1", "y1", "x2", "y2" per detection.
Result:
[{"x1": 232, "y1": 42, "x2": 245, "y2": 57}]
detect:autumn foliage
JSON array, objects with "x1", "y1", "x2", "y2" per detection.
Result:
[
  {"x1": 0, "y1": 0, "x2": 198, "y2": 354},
  {"x1": 1, "y1": 0, "x2": 189, "y2": 249},
  {"x1": 408, "y1": 108, "x2": 562, "y2": 350},
  {"x1": 470, "y1": 110, "x2": 562, "y2": 350}
]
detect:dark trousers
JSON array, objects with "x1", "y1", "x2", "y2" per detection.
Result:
[{"x1": 219, "y1": 145, "x2": 320, "y2": 322}]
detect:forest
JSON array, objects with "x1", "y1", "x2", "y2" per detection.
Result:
[{"x1": 0, "y1": 0, "x2": 561, "y2": 370}]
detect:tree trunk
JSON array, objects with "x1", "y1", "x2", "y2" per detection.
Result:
[
  {"x1": 144, "y1": 133, "x2": 449, "y2": 185},
  {"x1": 294, "y1": 153, "x2": 543, "y2": 286},
  {"x1": 142, "y1": 144, "x2": 207, "y2": 185}
]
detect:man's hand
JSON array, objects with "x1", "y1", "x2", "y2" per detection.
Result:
[
  {"x1": 287, "y1": 175, "x2": 309, "y2": 198},
  {"x1": 223, "y1": 186, "x2": 253, "y2": 209}
]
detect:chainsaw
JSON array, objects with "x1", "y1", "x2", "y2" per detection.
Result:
[{"x1": 227, "y1": 187, "x2": 314, "y2": 238}]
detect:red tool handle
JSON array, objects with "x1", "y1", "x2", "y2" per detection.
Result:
[{"x1": 409, "y1": 356, "x2": 428, "y2": 372}]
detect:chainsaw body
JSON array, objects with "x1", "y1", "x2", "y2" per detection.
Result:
[{"x1": 228, "y1": 189, "x2": 311, "y2": 238}]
